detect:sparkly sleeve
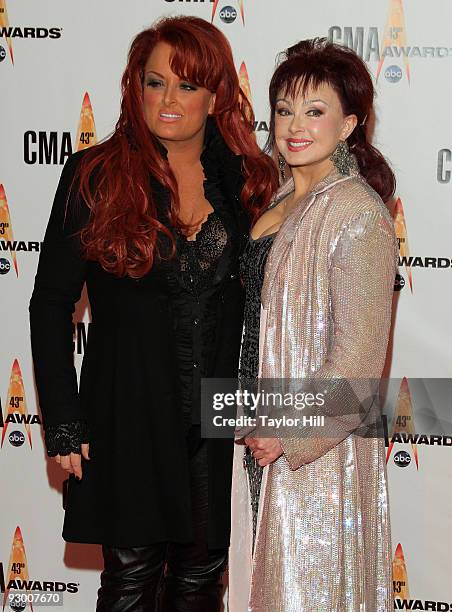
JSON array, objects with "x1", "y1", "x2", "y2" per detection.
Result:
[{"x1": 280, "y1": 208, "x2": 397, "y2": 470}]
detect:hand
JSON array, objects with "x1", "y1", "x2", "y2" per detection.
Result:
[
  {"x1": 55, "y1": 443, "x2": 90, "y2": 479},
  {"x1": 245, "y1": 437, "x2": 283, "y2": 467}
]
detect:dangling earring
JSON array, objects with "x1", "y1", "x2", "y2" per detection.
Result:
[
  {"x1": 278, "y1": 153, "x2": 286, "y2": 180},
  {"x1": 329, "y1": 140, "x2": 355, "y2": 176}
]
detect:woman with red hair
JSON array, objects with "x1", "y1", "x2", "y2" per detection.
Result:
[
  {"x1": 230, "y1": 39, "x2": 396, "y2": 610},
  {"x1": 30, "y1": 16, "x2": 277, "y2": 612}
]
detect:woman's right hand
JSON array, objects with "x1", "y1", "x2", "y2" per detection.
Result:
[{"x1": 55, "y1": 443, "x2": 90, "y2": 479}]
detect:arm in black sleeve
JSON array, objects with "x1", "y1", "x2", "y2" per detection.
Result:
[{"x1": 29, "y1": 152, "x2": 91, "y2": 453}]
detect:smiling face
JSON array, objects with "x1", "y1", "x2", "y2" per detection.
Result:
[
  {"x1": 142, "y1": 42, "x2": 216, "y2": 148},
  {"x1": 274, "y1": 81, "x2": 357, "y2": 176}
]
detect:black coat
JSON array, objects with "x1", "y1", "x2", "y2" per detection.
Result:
[{"x1": 29, "y1": 123, "x2": 249, "y2": 548}]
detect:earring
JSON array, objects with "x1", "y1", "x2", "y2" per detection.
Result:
[
  {"x1": 278, "y1": 153, "x2": 286, "y2": 180},
  {"x1": 329, "y1": 140, "x2": 356, "y2": 176}
]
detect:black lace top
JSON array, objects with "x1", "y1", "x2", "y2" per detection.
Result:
[
  {"x1": 239, "y1": 233, "x2": 276, "y2": 385},
  {"x1": 239, "y1": 232, "x2": 276, "y2": 545},
  {"x1": 165, "y1": 186, "x2": 239, "y2": 429}
]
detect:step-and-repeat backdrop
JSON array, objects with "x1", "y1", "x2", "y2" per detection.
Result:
[{"x1": 1, "y1": 1, "x2": 451, "y2": 610}]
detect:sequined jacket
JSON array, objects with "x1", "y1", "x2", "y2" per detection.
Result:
[{"x1": 229, "y1": 168, "x2": 398, "y2": 611}]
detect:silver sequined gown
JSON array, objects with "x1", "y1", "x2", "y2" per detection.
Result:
[{"x1": 229, "y1": 168, "x2": 396, "y2": 612}]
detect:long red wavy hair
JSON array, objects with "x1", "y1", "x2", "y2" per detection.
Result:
[{"x1": 77, "y1": 16, "x2": 278, "y2": 278}]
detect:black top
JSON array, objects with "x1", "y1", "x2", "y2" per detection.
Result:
[
  {"x1": 239, "y1": 233, "x2": 276, "y2": 385},
  {"x1": 163, "y1": 163, "x2": 240, "y2": 427},
  {"x1": 29, "y1": 118, "x2": 250, "y2": 548},
  {"x1": 239, "y1": 232, "x2": 276, "y2": 545}
]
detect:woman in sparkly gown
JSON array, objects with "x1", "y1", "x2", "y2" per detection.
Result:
[{"x1": 230, "y1": 39, "x2": 397, "y2": 611}]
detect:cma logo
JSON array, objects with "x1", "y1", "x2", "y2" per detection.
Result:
[
  {"x1": 0, "y1": 561, "x2": 79, "y2": 595},
  {"x1": 328, "y1": 26, "x2": 452, "y2": 60},
  {"x1": 23, "y1": 131, "x2": 82, "y2": 165},
  {"x1": 0, "y1": 27, "x2": 62, "y2": 39},
  {"x1": 328, "y1": 27, "x2": 380, "y2": 61},
  {"x1": 437, "y1": 149, "x2": 451, "y2": 183}
]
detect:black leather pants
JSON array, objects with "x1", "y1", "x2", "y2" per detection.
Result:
[{"x1": 96, "y1": 427, "x2": 228, "y2": 612}]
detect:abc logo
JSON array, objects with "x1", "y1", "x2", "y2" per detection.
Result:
[
  {"x1": 0, "y1": 258, "x2": 11, "y2": 275},
  {"x1": 9, "y1": 595, "x2": 26, "y2": 612},
  {"x1": 394, "y1": 450, "x2": 411, "y2": 467},
  {"x1": 385, "y1": 65, "x2": 403, "y2": 83},
  {"x1": 9, "y1": 430, "x2": 25, "y2": 447},
  {"x1": 0, "y1": 45, "x2": 6, "y2": 63},
  {"x1": 9, "y1": 594, "x2": 26, "y2": 612},
  {"x1": 394, "y1": 273, "x2": 405, "y2": 291},
  {"x1": 220, "y1": 6, "x2": 237, "y2": 23}
]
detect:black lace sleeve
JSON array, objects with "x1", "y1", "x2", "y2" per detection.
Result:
[{"x1": 44, "y1": 420, "x2": 89, "y2": 457}]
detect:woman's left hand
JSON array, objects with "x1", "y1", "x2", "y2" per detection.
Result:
[{"x1": 245, "y1": 437, "x2": 283, "y2": 467}]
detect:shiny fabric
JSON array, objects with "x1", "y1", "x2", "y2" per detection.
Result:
[
  {"x1": 97, "y1": 544, "x2": 166, "y2": 611},
  {"x1": 97, "y1": 427, "x2": 228, "y2": 612},
  {"x1": 229, "y1": 168, "x2": 398, "y2": 611},
  {"x1": 97, "y1": 544, "x2": 226, "y2": 612}
]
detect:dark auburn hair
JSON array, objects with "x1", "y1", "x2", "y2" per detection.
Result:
[
  {"x1": 266, "y1": 38, "x2": 395, "y2": 202},
  {"x1": 77, "y1": 16, "x2": 278, "y2": 278}
]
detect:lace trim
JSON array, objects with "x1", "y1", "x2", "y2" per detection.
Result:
[
  {"x1": 177, "y1": 212, "x2": 229, "y2": 294},
  {"x1": 45, "y1": 420, "x2": 89, "y2": 457}
]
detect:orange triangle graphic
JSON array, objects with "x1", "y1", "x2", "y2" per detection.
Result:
[
  {"x1": 393, "y1": 543, "x2": 410, "y2": 601},
  {"x1": 377, "y1": 0, "x2": 410, "y2": 83},
  {"x1": 75, "y1": 92, "x2": 97, "y2": 152},
  {"x1": 211, "y1": 0, "x2": 220, "y2": 22},
  {"x1": 238, "y1": 61, "x2": 252, "y2": 108},
  {"x1": 386, "y1": 377, "x2": 418, "y2": 469},
  {"x1": 2, "y1": 526, "x2": 33, "y2": 612},
  {"x1": 393, "y1": 197, "x2": 412, "y2": 293},
  {"x1": 1, "y1": 359, "x2": 31, "y2": 448},
  {"x1": 0, "y1": 184, "x2": 18, "y2": 276},
  {"x1": 0, "y1": 0, "x2": 14, "y2": 65},
  {"x1": 238, "y1": 0, "x2": 245, "y2": 24}
]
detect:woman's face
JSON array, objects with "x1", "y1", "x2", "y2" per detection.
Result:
[
  {"x1": 274, "y1": 82, "x2": 357, "y2": 173},
  {"x1": 143, "y1": 42, "x2": 216, "y2": 147}
]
